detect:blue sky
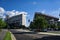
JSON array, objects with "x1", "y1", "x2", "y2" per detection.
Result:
[{"x1": 0, "y1": 0, "x2": 60, "y2": 26}]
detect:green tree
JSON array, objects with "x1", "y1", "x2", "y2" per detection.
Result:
[
  {"x1": 34, "y1": 16, "x2": 48, "y2": 30},
  {"x1": 29, "y1": 16, "x2": 48, "y2": 30},
  {"x1": 0, "y1": 18, "x2": 7, "y2": 28},
  {"x1": 29, "y1": 21, "x2": 36, "y2": 29},
  {"x1": 58, "y1": 22, "x2": 60, "y2": 29}
]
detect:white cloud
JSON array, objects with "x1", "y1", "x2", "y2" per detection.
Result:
[
  {"x1": 50, "y1": 8, "x2": 60, "y2": 17},
  {"x1": 51, "y1": 9, "x2": 60, "y2": 14},
  {"x1": 15, "y1": 11, "x2": 21, "y2": 15},
  {"x1": 19, "y1": 12, "x2": 27, "y2": 14},
  {"x1": 6, "y1": 10, "x2": 27, "y2": 17},
  {"x1": 40, "y1": 8, "x2": 60, "y2": 18},
  {"x1": 0, "y1": 7, "x2": 28, "y2": 19},
  {"x1": 6, "y1": 10, "x2": 16, "y2": 17},
  {"x1": 33, "y1": 1, "x2": 37, "y2": 5},
  {"x1": 3, "y1": 15, "x2": 6, "y2": 18},
  {"x1": 0, "y1": 7, "x2": 5, "y2": 18},
  {"x1": 0, "y1": 7, "x2": 5, "y2": 13},
  {"x1": 41, "y1": 10, "x2": 46, "y2": 13}
]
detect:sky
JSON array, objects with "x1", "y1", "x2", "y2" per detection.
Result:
[{"x1": 0, "y1": 0, "x2": 60, "y2": 26}]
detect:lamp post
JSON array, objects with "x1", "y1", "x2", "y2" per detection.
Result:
[{"x1": 59, "y1": 14, "x2": 60, "y2": 20}]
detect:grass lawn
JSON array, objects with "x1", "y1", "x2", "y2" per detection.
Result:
[{"x1": 3, "y1": 31, "x2": 12, "y2": 40}]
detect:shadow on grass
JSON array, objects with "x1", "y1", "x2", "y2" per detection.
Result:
[{"x1": 34, "y1": 36, "x2": 60, "y2": 40}]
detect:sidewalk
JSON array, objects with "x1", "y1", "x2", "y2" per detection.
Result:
[
  {"x1": 38, "y1": 32, "x2": 60, "y2": 36},
  {"x1": 0, "y1": 29, "x2": 7, "y2": 40}
]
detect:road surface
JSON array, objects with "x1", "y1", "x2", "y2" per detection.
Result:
[{"x1": 10, "y1": 29, "x2": 60, "y2": 40}]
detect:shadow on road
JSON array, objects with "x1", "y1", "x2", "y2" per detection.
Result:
[
  {"x1": 10, "y1": 29, "x2": 37, "y2": 34},
  {"x1": 34, "y1": 36, "x2": 60, "y2": 40},
  {"x1": 13, "y1": 32, "x2": 37, "y2": 34}
]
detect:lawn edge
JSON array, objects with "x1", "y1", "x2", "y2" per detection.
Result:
[{"x1": 10, "y1": 31, "x2": 16, "y2": 40}]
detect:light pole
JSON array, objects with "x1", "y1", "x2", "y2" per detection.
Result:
[{"x1": 58, "y1": 14, "x2": 60, "y2": 25}]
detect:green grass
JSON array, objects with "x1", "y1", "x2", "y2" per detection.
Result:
[{"x1": 3, "y1": 31, "x2": 12, "y2": 40}]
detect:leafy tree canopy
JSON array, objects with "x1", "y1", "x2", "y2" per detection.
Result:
[
  {"x1": 0, "y1": 18, "x2": 7, "y2": 28},
  {"x1": 29, "y1": 16, "x2": 48, "y2": 29}
]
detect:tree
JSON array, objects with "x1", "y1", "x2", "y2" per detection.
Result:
[
  {"x1": 29, "y1": 16, "x2": 48, "y2": 30},
  {"x1": 29, "y1": 21, "x2": 36, "y2": 29},
  {"x1": 0, "y1": 18, "x2": 7, "y2": 28},
  {"x1": 34, "y1": 16, "x2": 48, "y2": 30},
  {"x1": 58, "y1": 21, "x2": 60, "y2": 30}
]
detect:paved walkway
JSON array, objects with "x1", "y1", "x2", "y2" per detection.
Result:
[
  {"x1": 38, "y1": 32, "x2": 60, "y2": 36},
  {"x1": 0, "y1": 29, "x2": 7, "y2": 40}
]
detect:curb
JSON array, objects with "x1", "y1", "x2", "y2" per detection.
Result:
[{"x1": 10, "y1": 32, "x2": 16, "y2": 40}]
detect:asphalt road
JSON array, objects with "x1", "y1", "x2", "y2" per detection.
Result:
[
  {"x1": 10, "y1": 29, "x2": 60, "y2": 40},
  {"x1": 13, "y1": 33, "x2": 60, "y2": 40}
]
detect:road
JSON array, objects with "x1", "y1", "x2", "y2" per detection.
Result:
[{"x1": 10, "y1": 29, "x2": 60, "y2": 40}]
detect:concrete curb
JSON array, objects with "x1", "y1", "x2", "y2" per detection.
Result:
[
  {"x1": 38, "y1": 32, "x2": 60, "y2": 36},
  {"x1": 10, "y1": 32, "x2": 16, "y2": 40}
]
